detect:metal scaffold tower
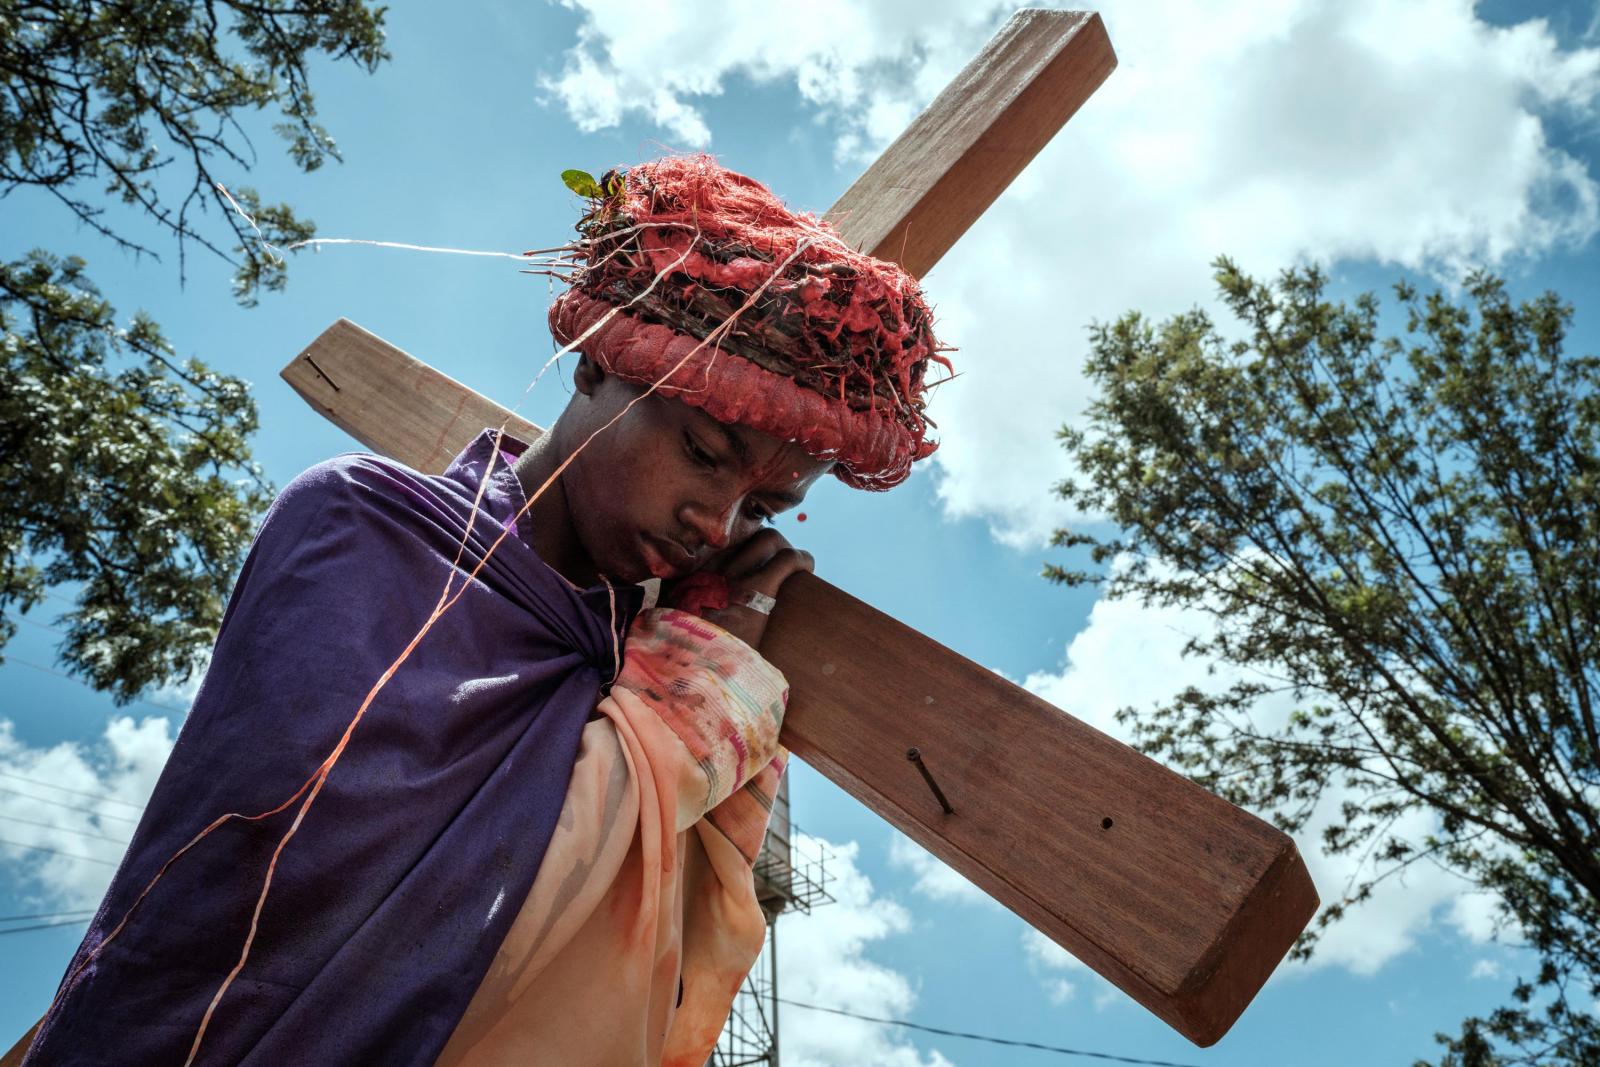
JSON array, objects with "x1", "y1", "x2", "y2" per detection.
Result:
[{"x1": 710, "y1": 776, "x2": 833, "y2": 1067}]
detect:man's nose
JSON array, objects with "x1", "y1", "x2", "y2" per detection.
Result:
[{"x1": 681, "y1": 497, "x2": 739, "y2": 551}]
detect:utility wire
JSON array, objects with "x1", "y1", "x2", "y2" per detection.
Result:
[
  {"x1": 0, "y1": 786, "x2": 141, "y2": 825},
  {"x1": 0, "y1": 769, "x2": 146, "y2": 810},
  {"x1": 0, "y1": 838, "x2": 119, "y2": 867},
  {"x1": 0, "y1": 916, "x2": 94, "y2": 936},
  {"x1": 0, "y1": 813, "x2": 131, "y2": 845},
  {"x1": 777, "y1": 998, "x2": 1208, "y2": 1067},
  {"x1": 5, "y1": 653, "x2": 192, "y2": 717},
  {"x1": 0, "y1": 908, "x2": 98, "y2": 923}
]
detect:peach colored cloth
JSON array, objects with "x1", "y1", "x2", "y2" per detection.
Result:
[{"x1": 437, "y1": 609, "x2": 788, "y2": 1067}]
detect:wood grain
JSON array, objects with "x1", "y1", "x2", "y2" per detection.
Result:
[
  {"x1": 0, "y1": 1022, "x2": 39, "y2": 1067},
  {"x1": 766, "y1": 571, "x2": 1319, "y2": 1046},
  {"x1": 280, "y1": 320, "x2": 1319, "y2": 1045},
  {"x1": 281, "y1": 320, "x2": 545, "y2": 469},
  {"x1": 823, "y1": 9, "x2": 1116, "y2": 276}
]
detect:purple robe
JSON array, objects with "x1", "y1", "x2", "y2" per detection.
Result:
[{"x1": 26, "y1": 431, "x2": 641, "y2": 1066}]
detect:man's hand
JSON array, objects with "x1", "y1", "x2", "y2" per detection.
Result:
[{"x1": 672, "y1": 530, "x2": 813, "y2": 649}]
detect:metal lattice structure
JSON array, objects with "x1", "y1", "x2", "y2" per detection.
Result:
[{"x1": 710, "y1": 776, "x2": 833, "y2": 1066}]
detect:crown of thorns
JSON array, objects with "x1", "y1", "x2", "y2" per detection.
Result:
[{"x1": 546, "y1": 155, "x2": 951, "y2": 490}]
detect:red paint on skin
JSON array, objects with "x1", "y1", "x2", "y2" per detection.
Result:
[
  {"x1": 745, "y1": 439, "x2": 793, "y2": 486},
  {"x1": 671, "y1": 571, "x2": 730, "y2": 615}
]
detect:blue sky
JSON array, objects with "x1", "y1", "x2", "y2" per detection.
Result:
[{"x1": 4, "y1": 2, "x2": 1600, "y2": 1064}]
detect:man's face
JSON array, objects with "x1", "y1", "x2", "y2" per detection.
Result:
[{"x1": 556, "y1": 359, "x2": 831, "y2": 584}]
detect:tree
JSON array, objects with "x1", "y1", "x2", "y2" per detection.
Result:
[
  {"x1": 0, "y1": 1, "x2": 389, "y2": 699},
  {"x1": 2, "y1": 0, "x2": 388, "y2": 301},
  {"x1": 1050, "y1": 260, "x2": 1599, "y2": 1065},
  {"x1": 0, "y1": 252, "x2": 270, "y2": 701}
]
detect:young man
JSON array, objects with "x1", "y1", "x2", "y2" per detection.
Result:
[{"x1": 19, "y1": 155, "x2": 945, "y2": 1066}]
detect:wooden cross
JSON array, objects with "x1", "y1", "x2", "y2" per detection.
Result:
[{"x1": 280, "y1": 10, "x2": 1317, "y2": 1049}]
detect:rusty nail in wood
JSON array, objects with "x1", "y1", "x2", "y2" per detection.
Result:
[
  {"x1": 302, "y1": 353, "x2": 341, "y2": 392},
  {"x1": 906, "y1": 747, "x2": 954, "y2": 815}
]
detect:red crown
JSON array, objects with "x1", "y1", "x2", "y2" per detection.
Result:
[{"x1": 548, "y1": 155, "x2": 950, "y2": 490}]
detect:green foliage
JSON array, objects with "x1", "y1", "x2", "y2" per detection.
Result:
[
  {"x1": 1053, "y1": 260, "x2": 1600, "y2": 1065},
  {"x1": 0, "y1": 1, "x2": 387, "y2": 699},
  {"x1": 561, "y1": 168, "x2": 604, "y2": 198},
  {"x1": 560, "y1": 166, "x2": 626, "y2": 200},
  {"x1": 564, "y1": 165, "x2": 630, "y2": 241},
  {"x1": 0, "y1": 252, "x2": 271, "y2": 702},
  {"x1": 0, "y1": 0, "x2": 389, "y2": 302}
]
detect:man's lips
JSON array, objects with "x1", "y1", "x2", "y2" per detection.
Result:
[{"x1": 638, "y1": 533, "x2": 694, "y2": 579}]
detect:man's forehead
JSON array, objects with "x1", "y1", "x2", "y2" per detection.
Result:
[
  {"x1": 678, "y1": 401, "x2": 758, "y2": 465},
  {"x1": 704, "y1": 413, "x2": 754, "y2": 465},
  {"x1": 676, "y1": 399, "x2": 827, "y2": 495}
]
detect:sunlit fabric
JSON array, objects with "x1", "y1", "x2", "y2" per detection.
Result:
[{"x1": 441, "y1": 610, "x2": 788, "y2": 1066}]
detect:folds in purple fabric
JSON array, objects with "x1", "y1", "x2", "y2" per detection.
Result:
[{"x1": 26, "y1": 432, "x2": 639, "y2": 1066}]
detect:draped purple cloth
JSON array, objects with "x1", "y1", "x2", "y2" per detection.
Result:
[{"x1": 26, "y1": 431, "x2": 640, "y2": 1066}]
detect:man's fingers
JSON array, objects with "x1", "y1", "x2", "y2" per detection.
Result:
[
  {"x1": 698, "y1": 541, "x2": 813, "y2": 648},
  {"x1": 715, "y1": 528, "x2": 795, "y2": 581},
  {"x1": 739, "y1": 546, "x2": 814, "y2": 597}
]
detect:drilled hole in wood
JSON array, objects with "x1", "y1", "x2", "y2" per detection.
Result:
[{"x1": 1101, "y1": 817, "x2": 1114, "y2": 830}]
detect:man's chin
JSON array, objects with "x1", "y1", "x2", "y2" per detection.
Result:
[
  {"x1": 597, "y1": 556, "x2": 654, "y2": 586},
  {"x1": 635, "y1": 533, "x2": 700, "y2": 582}
]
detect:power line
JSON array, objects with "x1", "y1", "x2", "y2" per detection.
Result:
[
  {"x1": 0, "y1": 813, "x2": 131, "y2": 845},
  {"x1": 0, "y1": 916, "x2": 93, "y2": 936},
  {"x1": 4, "y1": 653, "x2": 192, "y2": 717},
  {"x1": 0, "y1": 838, "x2": 119, "y2": 867},
  {"x1": 0, "y1": 786, "x2": 142, "y2": 825},
  {"x1": 9, "y1": 613, "x2": 70, "y2": 639},
  {"x1": 0, "y1": 769, "x2": 145, "y2": 810},
  {"x1": 0, "y1": 908, "x2": 98, "y2": 923},
  {"x1": 777, "y1": 998, "x2": 1208, "y2": 1067},
  {"x1": 20, "y1": 586, "x2": 81, "y2": 612}
]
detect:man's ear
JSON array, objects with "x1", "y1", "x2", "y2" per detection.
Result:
[{"x1": 573, "y1": 353, "x2": 604, "y2": 396}]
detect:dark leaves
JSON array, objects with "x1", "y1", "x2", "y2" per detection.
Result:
[
  {"x1": 0, "y1": 252, "x2": 272, "y2": 702},
  {"x1": 0, "y1": 0, "x2": 389, "y2": 301}
]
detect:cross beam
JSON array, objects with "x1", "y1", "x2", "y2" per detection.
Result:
[{"x1": 280, "y1": 11, "x2": 1318, "y2": 1048}]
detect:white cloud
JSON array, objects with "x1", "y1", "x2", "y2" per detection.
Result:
[
  {"x1": 1448, "y1": 890, "x2": 1519, "y2": 945},
  {"x1": 0, "y1": 716, "x2": 172, "y2": 909},
  {"x1": 1044, "y1": 977, "x2": 1076, "y2": 1005},
  {"x1": 1021, "y1": 926, "x2": 1081, "y2": 972},
  {"x1": 1470, "y1": 958, "x2": 1503, "y2": 980},
  {"x1": 774, "y1": 834, "x2": 953, "y2": 1067},
  {"x1": 545, "y1": 0, "x2": 1600, "y2": 545},
  {"x1": 543, "y1": 0, "x2": 1003, "y2": 155},
  {"x1": 149, "y1": 650, "x2": 208, "y2": 711},
  {"x1": 886, "y1": 830, "x2": 991, "y2": 907},
  {"x1": 1020, "y1": 927, "x2": 1124, "y2": 1012}
]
